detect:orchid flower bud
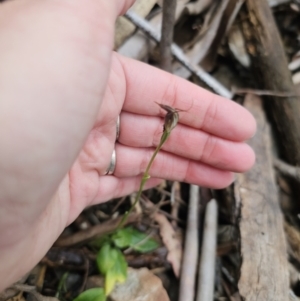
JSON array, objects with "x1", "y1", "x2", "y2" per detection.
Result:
[{"x1": 156, "y1": 102, "x2": 180, "y2": 133}]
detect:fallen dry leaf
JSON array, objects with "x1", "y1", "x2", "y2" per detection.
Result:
[
  {"x1": 110, "y1": 268, "x2": 169, "y2": 301},
  {"x1": 153, "y1": 212, "x2": 182, "y2": 278}
]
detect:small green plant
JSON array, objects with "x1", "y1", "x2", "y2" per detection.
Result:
[
  {"x1": 73, "y1": 102, "x2": 185, "y2": 301},
  {"x1": 112, "y1": 226, "x2": 159, "y2": 253},
  {"x1": 95, "y1": 226, "x2": 159, "y2": 296},
  {"x1": 73, "y1": 226, "x2": 158, "y2": 301},
  {"x1": 118, "y1": 102, "x2": 184, "y2": 229},
  {"x1": 96, "y1": 242, "x2": 127, "y2": 295},
  {"x1": 56, "y1": 272, "x2": 69, "y2": 299}
]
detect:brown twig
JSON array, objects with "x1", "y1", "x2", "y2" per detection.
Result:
[
  {"x1": 221, "y1": 279, "x2": 237, "y2": 301},
  {"x1": 171, "y1": 181, "x2": 181, "y2": 228},
  {"x1": 140, "y1": 195, "x2": 184, "y2": 224},
  {"x1": 157, "y1": 208, "x2": 185, "y2": 225},
  {"x1": 274, "y1": 158, "x2": 300, "y2": 182},
  {"x1": 125, "y1": 252, "x2": 169, "y2": 269},
  {"x1": 35, "y1": 265, "x2": 47, "y2": 292},
  {"x1": 160, "y1": 0, "x2": 177, "y2": 72},
  {"x1": 54, "y1": 213, "x2": 139, "y2": 247},
  {"x1": 232, "y1": 87, "x2": 300, "y2": 98},
  {"x1": 111, "y1": 196, "x2": 127, "y2": 213},
  {"x1": 78, "y1": 256, "x2": 89, "y2": 294},
  {"x1": 155, "y1": 186, "x2": 186, "y2": 206},
  {"x1": 8, "y1": 284, "x2": 58, "y2": 301}
]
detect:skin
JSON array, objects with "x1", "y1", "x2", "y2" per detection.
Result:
[{"x1": 0, "y1": 0, "x2": 256, "y2": 291}]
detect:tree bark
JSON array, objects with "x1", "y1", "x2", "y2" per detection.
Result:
[
  {"x1": 160, "y1": 0, "x2": 177, "y2": 72},
  {"x1": 243, "y1": 0, "x2": 300, "y2": 165},
  {"x1": 236, "y1": 94, "x2": 289, "y2": 301}
]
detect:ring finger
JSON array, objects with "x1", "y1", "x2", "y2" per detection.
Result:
[{"x1": 114, "y1": 144, "x2": 234, "y2": 189}]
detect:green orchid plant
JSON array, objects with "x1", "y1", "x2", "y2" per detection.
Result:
[
  {"x1": 118, "y1": 102, "x2": 186, "y2": 228},
  {"x1": 73, "y1": 102, "x2": 187, "y2": 301}
]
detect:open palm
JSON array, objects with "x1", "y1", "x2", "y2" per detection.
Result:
[{"x1": 67, "y1": 52, "x2": 256, "y2": 225}]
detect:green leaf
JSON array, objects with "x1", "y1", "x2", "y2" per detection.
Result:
[
  {"x1": 102, "y1": 248, "x2": 127, "y2": 295},
  {"x1": 112, "y1": 248, "x2": 127, "y2": 283},
  {"x1": 133, "y1": 238, "x2": 159, "y2": 253},
  {"x1": 111, "y1": 227, "x2": 133, "y2": 248},
  {"x1": 73, "y1": 288, "x2": 106, "y2": 301},
  {"x1": 112, "y1": 227, "x2": 159, "y2": 253},
  {"x1": 56, "y1": 272, "x2": 69, "y2": 298},
  {"x1": 104, "y1": 264, "x2": 127, "y2": 295},
  {"x1": 96, "y1": 244, "x2": 128, "y2": 295},
  {"x1": 96, "y1": 243, "x2": 118, "y2": 275},
  {"x1": 104, "y1": 269, "x2": 117, "y2": 296}
]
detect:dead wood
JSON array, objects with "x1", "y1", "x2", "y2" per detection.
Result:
[
  {"x1": 174, "y1": 0, "x2": 244, "y2": 76},
  {"x1": 160, "y1": 0, "x2": 177, "y2": 72},
  {"x1": 178, "y1": 185, "x2": 199, "y2": 301},
  {"x1": 242, "y1": 0, "x2": 300, "y2": 166},
  {"x1": 232, "y1": 87, "x2": 300, "y2": 98},
  {"x1": 54, "y1": 213, "x2": 139, "y2": 247},
  {"x1": 124, "y1": 10, "x2": 233, "y2": 98},
  {"x1": 235, "y1": 94, "x2": 289, "y2": 301},
  {"x1": 196, "y1": 199, "x2": 218, "y2": 301},
  {"x1": 118, "y1": 0, "x2": 190, "y2": 60},
  {"x1": 198, "y1": 0, "x2": 244, "y2": 71},
  {"x1": 114, "y1": 0, "x2": 157, "y2": 49},
  {"x1": 284, "y1": 220, "x2": 300, "y2": 266}
]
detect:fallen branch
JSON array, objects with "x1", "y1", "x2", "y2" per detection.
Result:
[
  {"x1": 160, "y1": 0, "x2": 177, "y2": 72},
  {"x1": 118, "y1": 0, "x2": 190, "y2": 60},
  {"x1": 274, "y1": 158, "x2": 300, "y2": 182},
  {"x1": 178, "y1": 185, "x2": 199, "y2": 301},
  {"x1": 54, "y1": 213, "x2": 139, "y2": 247},
  {"x1": 196, "y1": 199, "x2": 218, "y2": 301},
  {"x1": 170, "y1": 181, "x2": 181, "y2": 228},
  {"x1": 232, "y1": 87, "x2": 300, "y2": 98},
  {"x1": 243, "y1": 0, "x2": 300, "y2": 165},
  {"x1": 236, "y1": 94, "x2": 289, "y2": 301},
  {"x1": 124, "y1": 10, "x2": 233, "y2": 99}
]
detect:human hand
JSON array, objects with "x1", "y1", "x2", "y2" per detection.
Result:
[{"x1": 0, "y1": 0, "x2": 256, "y2": 291}]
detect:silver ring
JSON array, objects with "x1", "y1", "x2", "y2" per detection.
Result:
[
  {"x1": 116, "y1": 115, "x2": 120, "y2": 140},
  {"x1": 105, "y1": 116, "x2": 119, "y2": 175},
  {"x1": 105, "y1": 149, "x2": 116, "y2": 175}
]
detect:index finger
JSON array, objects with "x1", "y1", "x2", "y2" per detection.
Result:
[{"x1": 116, "y1": 53, "x2": 256, "y2": 142}]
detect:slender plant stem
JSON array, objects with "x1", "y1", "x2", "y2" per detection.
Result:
[{"x1": 117, "y1": 130, "x2": 171, "y2": 229}]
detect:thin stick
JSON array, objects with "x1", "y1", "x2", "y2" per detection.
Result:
[
  {"x1": 124, "y1": 10, "x2": 233, "y2": 99},
  {"x1": 54, "y1": 213, "x2": 139, "y2": 247},
  {"x1": 160, "y1": 0, "x2": 177, "y2": 72},
  {"x1": 232, "y1": 87, "x2": 300, "y2": 98},
  {"x1": 274, "y1": 157, "x2": 300, "y2": 181},
  {"x1": 178, "y1": 185, "x2": 199, "y2": 301},
  {"x1": 196, "y1": 199, "x2": 218, "y2": 301},
  {"x1": 171, "y1": 181, "x2": 181, "y2": 228}
]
